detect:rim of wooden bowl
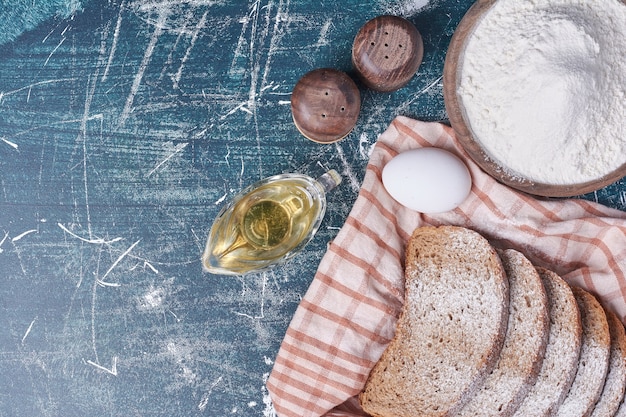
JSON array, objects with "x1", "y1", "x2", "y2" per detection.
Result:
[{"x1": 442, "y1": 0, "x2": 626, "y2": 198}]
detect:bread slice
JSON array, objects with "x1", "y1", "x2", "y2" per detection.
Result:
[
  {"x1": 359, "y1": 226, "x2": 509, "y2": 417},
  {"x1": 456, "y1": 249, "x2": 550, "y2": 417},
  {"x1": 512, "y1": 268, "x2": 582, "y2": 417},
  {"x1": 590, "y1": 309, "x2": 626, "y2": 417},
  {"x1": 555, "y1": 287, "x2": 611, "y2": 417}
]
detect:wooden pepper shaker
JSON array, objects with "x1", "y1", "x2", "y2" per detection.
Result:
[
  {"x1": 352, "y1": 15, "x2": 424, "y2": 92},
  {"x1": 291, "y1": 68, "x2": 361, "y2": 143}
]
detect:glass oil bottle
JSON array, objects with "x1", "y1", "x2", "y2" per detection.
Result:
[{"x1": 202, "y1": 170, "x2": 341, "y2": 275}]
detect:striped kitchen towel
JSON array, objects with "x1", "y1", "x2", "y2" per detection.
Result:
[{"x1": 266, "y1": 116, "x2": 626, "y2": 417}]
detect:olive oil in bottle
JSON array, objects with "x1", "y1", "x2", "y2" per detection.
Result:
[{"x1": 202, "y1": 170, "x2": 341, "y2": 275}]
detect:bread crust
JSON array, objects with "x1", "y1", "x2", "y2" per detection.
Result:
[
  {"x1": 555, "y1": 287, "x2": 611, "y2": 417},
  {"x1": 357, "y1": 226, "x2": 626, "y2": 417},
  {"x1": 359, "y1": 226, "x2": 509, "y2": 417},
  {"x1": 456, "y1": 249, "x2": 550, "y2": 417},
  {"x1": 512, "y1": 268, "x2": 582, "y2": 417},
  {"x1": 590, "y1": 309, "x2": 626, "y2": 417}
]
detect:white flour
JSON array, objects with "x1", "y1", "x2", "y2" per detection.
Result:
[{"x1": 458, "y1": 0, "x2": 626, "y2": 185}]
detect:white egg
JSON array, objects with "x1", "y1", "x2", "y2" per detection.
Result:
[{"x1": 382, "y1": 147, "x2": 472, "y2": 213}]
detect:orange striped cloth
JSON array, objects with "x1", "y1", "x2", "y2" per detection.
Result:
[{"x1": 266, "y1": 116, "x2": 626, "y2": 417}]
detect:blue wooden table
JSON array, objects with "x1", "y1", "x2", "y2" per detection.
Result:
[{"x1": 1, "y1": 1, "x2": 624, "y2": 416}]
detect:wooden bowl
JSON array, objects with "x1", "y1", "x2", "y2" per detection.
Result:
[{"x1": 443, "y1": 0, "x2": 626, "y2": 198}]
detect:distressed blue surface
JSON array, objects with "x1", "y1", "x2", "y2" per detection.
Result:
[
  {"x1": 0, "y1": 0, "x2": 624, "y2": 416},
  {"x1": 0, "y1": 0, "x2": 85, "y2": 45}
]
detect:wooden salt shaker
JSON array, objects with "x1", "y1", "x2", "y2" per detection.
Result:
[
  {"x1": 291, "y1": 68, "x2": 361, "y2": 143},
  {"x1": 352, "y1": 15, "x2": 424, "y2": 92}
]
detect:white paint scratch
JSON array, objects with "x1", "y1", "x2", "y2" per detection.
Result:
[
  {"x1": 416, "y1": 74, "x2": 443, "y2": 96},
  {"x1": 102, "y1": 1, "x2": 124, "y2": 82},
  {"x1": 159, "y1": 14, "x2": 189, "y2": 81},
  {"x1": 144, "y1": 261, "x2": 159, "y2": 274},
  {"x1": 229, "y1": 1, "x2": 255, "y2": 75},
  {"x1": 198, "y1": 376, "x2": 224, "y2": 411},
  {"x1": 198, "y1": 393, "x2": 210, "y2": 411},
  {"x1": 57, "y1": 223, "x2": 123, "y2": 245},
  {"x1": 96, "y1": 280, "x2": 122, "y2": 288},
  {"x1": 172, "y1": 11, "x2": 207, "y2": 89},
  {"x1": 1, "y1": 137, "x2": 18, "y2": 149},
  {"x1": 86, "y1": 357, "x2": 118, "y2": 376},
  {"x1": 193, "y1": 127, "x2": 208, "y2": 138},
  {"x1": 146, "y1": 142, "x2": 189, "y2": 177},
  {"x1": 215, "y1": 193, "x2": 227, "y2": 205},
  {"x1": 314, "y1": 18, "x2": 333, "y2": 47},
  {"x1": 190, "y1": 228, "x2": 204, "y2": 252},
  {"x1": 42, "y1": 27, "x2": 56, "y2": 44},
  {"x1": 168, "y1": 309, "x2": 180, "y2": 322},
  {"x1": 0, "y1": 78, "x2": 75, "y2": 103},
  {"x1": 220, "y1": 102, "x2": 249, "y2": 120},
  {"x1": 91, "y1": 263, "x2": 101, "y2": 363},
  {"x1": 22, "y1": 316, "x2": 38, "y2": 345},
  {"x1": 43, "y1": 37, "x2": 66, "y2": 67},
  {"x1": 42, "y1": 114, "x2": 104, "y2": 127},
  {"x1": 246, "y1": 0, "x2": 262, "y2": 109},
  {"x1": 334, "y1": 142, "x2": 360, "y2": 192},
  {"x1": 0, "y1": 231, "x2": 8, "y2": 253},
  {"x1": 260, "y1": 81, "x2": 277, "y2": 92},
  {"x1": 398, "y1": 75, "x2": 443, "y2": 110},
  {"x1": 130, "y1": 260, "x2": 159, "y2": 273},
  {"x1": 12, "y1": 229, "x2": 37, "y2": 242},
  {"x1": 97, "y1": 239, "x2": 141, "y2": 287},
  {"x1": 260, "y1": 0, "x2": 290, "y2": 92},
  {"x1": 358, "y1": 132, "x2": 375, "y2": 160},
  {"x1": 90, "y1": 242, "x2": 138, "y2": 370},
  {"x1": 224, "y1": 143, "x2": 231, "y2": 166},
  {"x1": 79, "y1": 70, "x2": 101, "y2": 240},
  {"x1": 118, "y1": 9, "x2": 168, "y2": 127}
]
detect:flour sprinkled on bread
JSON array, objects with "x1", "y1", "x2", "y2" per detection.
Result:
[
  {"x1": 591, "y1": 309, "x2": 626, "y2": 417},
  {"x1": 360, "y1": 226, "x2": 509, "y2": 417},
  {"x1": 359, "y1": 226, "x2": 626, "y2": 417},
  {"x1": 457, "y1": 249, "x2": 549, "y2": 417},
  {"x1": 555, "y1": 286, "x2": 610, "y2": 416},
  {"x1": 512, "y1": 268, "x2": 582, "y2": 417}
]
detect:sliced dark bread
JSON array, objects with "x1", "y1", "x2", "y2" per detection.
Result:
[
  {"x1": 556, "y1": 287, "x2": 611, "y2": 417},
  {"x1": 359, "y1": 226, "x2": 509, "y2": 417},
  {"x1": 590, "y1": 309, "x2": 626, "y2": 417},
  {"x1": 457, "y1": 249, "x2": 550, "y2": 417},
  {"x1": 512, "y1": 268, "x2": 582, "y2": 417}
]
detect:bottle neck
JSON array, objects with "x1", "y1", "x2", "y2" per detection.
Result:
[{"x1": 316, "y1": 169, "x2": 342, "y2": 193}]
